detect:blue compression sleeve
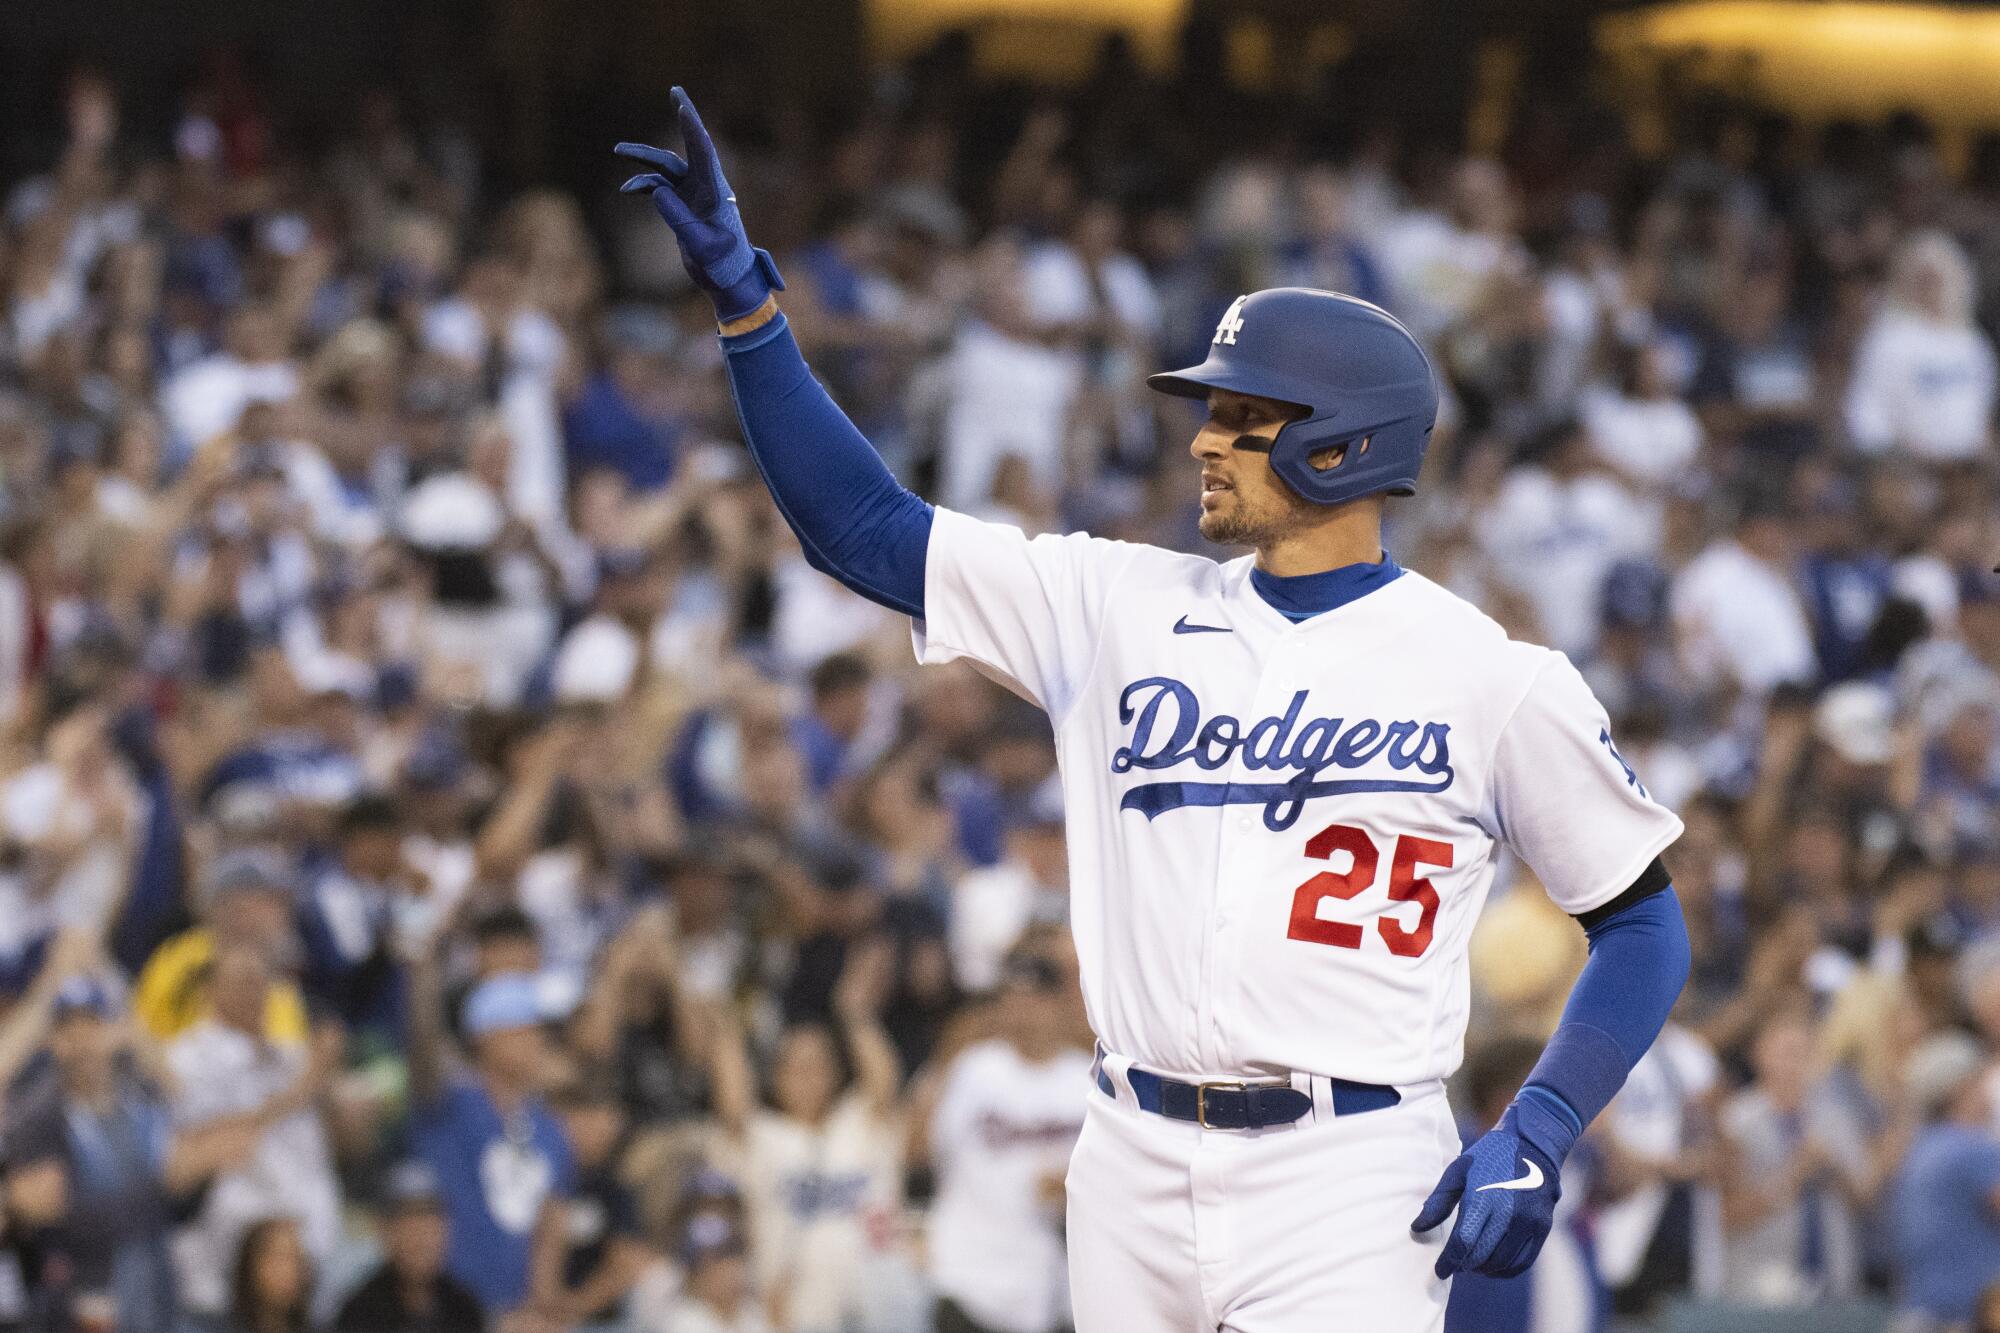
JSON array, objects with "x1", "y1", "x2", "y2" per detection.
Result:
[
  {"x1": 1516, "y1": 884, "x2": 1691, "y2": 1156},
  {"x1": 720, "y1": 312, "x2": 932, "y2": 618}
]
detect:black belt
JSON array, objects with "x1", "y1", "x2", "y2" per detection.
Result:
[{"x1": 1093, "y1": 1047, "x2": 1400, "y2": 1130}]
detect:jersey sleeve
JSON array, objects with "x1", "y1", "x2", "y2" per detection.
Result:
[
  {"x1": 1487, "y1": 652, "x2": 1684, "y2": 916},
  {"x1": 913, "y1": 507, "x2": 1143, "y2": 721}
]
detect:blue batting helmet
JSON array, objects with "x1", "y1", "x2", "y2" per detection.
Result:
[{"x1": 1147, "y1": 288, "x2": 1439, "y2": 507}]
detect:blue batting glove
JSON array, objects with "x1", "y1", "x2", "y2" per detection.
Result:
[
  {"x1": 615, "y1": 87, "x2": 783, "y2": 322},
  {"x1": 1410, "y1": 1092, "x2": 1575, "y2": 1279}
]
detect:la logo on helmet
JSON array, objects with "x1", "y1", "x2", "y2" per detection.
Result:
[{"x1": 1213, "y1": 295, "x2": 1248, "y2": 346}]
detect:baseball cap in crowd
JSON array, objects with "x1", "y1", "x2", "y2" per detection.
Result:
[
  {"x1": 460, "y1": 971, "x2": 545, "y2": 1039},
  {"x1": 201, "y1": 846, "x2": 299, "y2": 907},
  {"x1": 51, "y1": 973, "x2": 118, "y2": 1021},
  {"x1": 1599, "y1": 560, "x2": 1669, "y2": 633},
  {"x1": 678, "y1": 1211, "x2": 748, "y2": 1268},
  {"x1": 1813, "y1": 681, "x2": 1897, "y2": 766},
  {"x1": 381, "y1": 1160, "x2": 445, "y2": 1213},
  {"x1": 398, "y1": 473, "x2": 504, "y2": 551},
  {"x1": 550, "y1": 617, "x2": 640, "y2": 704},
  {"x1": 1904, "y1": 1032, "x2": 1987, "y2": 1118}
]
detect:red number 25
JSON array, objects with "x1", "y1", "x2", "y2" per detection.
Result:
[{"x1": 1286, "y1": 824, "x2": 1452, "y2": 958}]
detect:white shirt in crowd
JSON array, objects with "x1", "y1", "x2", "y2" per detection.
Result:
[
  {"x1": 165, "y1": 1021, "x2": 341, "y2": 1316},
  {"x1": 1716, "y1": 1084, "x2": 1867, "y2": 1306},
  {"x1": 734, "y1": 1096, "x2": 903, "y2": 1333},
  {"x1": 1579, "y1": 387, "x2": 1704, "y2": 488},
  {"x1": 926, "y1": 1039, "x2": 1092, "y2": 1333},
  {"x1": 1843, "y1": 308, "x2": 1997, "y2": 460},
  {"x1": 948, "y1": 862, "x2": 1067, "y2": 994},
  {"x1": 1476, "y1": 467, "x2": 1661, "y2": 658},
  {"x1": 1374, "y1": 210, "x2": 1523, "y2": 344},
  {"x1": 161, "y1": 353, "x2": 299, "y2": 455},
  {"x1": 1020, "y1": 243, "x2": 1162, "y2": 343},
  {"x1": 1671, "y1": 539, "x2": 1817, "y2": 694},
  {"x1": 1593, "y1": 1024, "x2": 1724, "y2": 1297},
  {"x1": 937, "y1": 320, "x2": 1081, "y2": 515}
]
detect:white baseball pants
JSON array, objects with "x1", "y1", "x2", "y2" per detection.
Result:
[{"x1": 1065, "y1": 1068, "x2": 1458, "y2": 1332}]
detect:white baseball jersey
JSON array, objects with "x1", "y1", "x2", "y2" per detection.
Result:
[
  {"x1": 926, "y1": 1039, "x2": 1092, "y2": 1333},
  {"x1": 914, "y1": 508, "x2": 1683, "y2": 1087},
  {"x1": 737, "y1": 1097, "x2": 902, "y2": 1333}
]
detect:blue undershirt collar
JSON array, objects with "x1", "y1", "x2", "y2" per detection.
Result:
[{"x1": 1250, "y1": 553, "x2": 1404, "y2": 622}]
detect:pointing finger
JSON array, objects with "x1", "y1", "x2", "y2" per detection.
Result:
[{"x1": 672, "y1": 87, "x2": 719, "y2": 180}]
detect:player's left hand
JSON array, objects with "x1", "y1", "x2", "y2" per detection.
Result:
[
  {"x1": 615, "y1": 86, "x2": 784, "y2": 322},
  {"x1": 1411, "y1": 1096, "x2": 1572, "y2": 1279}
]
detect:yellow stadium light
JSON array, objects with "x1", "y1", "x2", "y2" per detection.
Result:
[
  {"x1": 867, "y1": 0, "x2": 1191, "y2": 81},
  {"x1": 1600, "y1": 1, "x2": 2000, "y2": 130}
]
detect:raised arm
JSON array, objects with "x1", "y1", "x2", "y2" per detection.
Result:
[
  {"x1": 832, "y1": 936, "x2": 902, "y2": 1116},
  {"x1": 616, "y1": 88, "x2": 931, "y2": 619},
  {"x1": 704, "y1": 1000, "x2": 757, "y2": 1140}
]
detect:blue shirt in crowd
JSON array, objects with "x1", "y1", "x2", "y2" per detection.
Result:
[
  {"x1": 410, "y1": 1077, "x2": 575, "y2": 1314},
  {"x1": 562, "y1": 370, "x2": 679, "y2": 491},
  {"x1": 1892, "y1": 1123, "x2": 2000, "y2": 1321}
]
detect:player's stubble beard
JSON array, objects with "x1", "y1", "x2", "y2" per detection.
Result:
[{"x1": 1197, "y1": 463, "x2": 1321, "y2": 551}]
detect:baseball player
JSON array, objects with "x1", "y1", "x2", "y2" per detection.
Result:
[{"x1": 617, "y1": 89, "x2": 1693, "y2": 1331}]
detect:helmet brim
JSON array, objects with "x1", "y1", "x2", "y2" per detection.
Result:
[
  {"x1": 1145, "y1": 364, "x2": 1318, "y2": 414},
  {"x1": 1144, "y1": 369, "x2": 1213, "y2": 400}
]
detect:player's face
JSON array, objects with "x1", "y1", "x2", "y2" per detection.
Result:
[{"x1": 1190, "y1": 389, "x2": 1315, "y2": 548}]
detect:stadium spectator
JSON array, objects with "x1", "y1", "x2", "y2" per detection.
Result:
[
  {"x1": 2, "y1": 969, "x2": 261, "y2": 1332},
  {"x1": 224, "y1": 1216, "x2": 314, "y2": 1333},
  {"x1": 134, "y1": 847, "x2": 309, "y2": 1043},
  {"x1": 1892, "y1": 1033, "x2": 2000, "y2": 1329},
  {"x1": 331, "y1": 1161, "x2": 487, "y2": 1333},
  {"x1": 916, "y1": 948, "x2": 1090, "y2": 1333},
  {"x1": 1845, "y1": 230, "x2": 1997, "y2": 461},
  {"x1": 709, "y1": 940, "x2": 906, "y2": 1333},
  {"x1": 406, "y1": 962, "x2": 574, "y2": 1320},
  {"x1": 660, "y1": 1212, "x2": 768, "y2": 1333},
  {"x1": 1716, "y1": 1005, "x2": 1872, "y2": 1304},
  {"x1": 164, "y1": 939, "x2": 342, "y2": 1321},
  {"x1": 547, "y1": 1071, "x2": 661, "y2": 1326}
]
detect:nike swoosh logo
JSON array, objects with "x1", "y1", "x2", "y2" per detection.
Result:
[
  {"x1": 1172, "y1": 616, "x2": 1232, "y2": 635},
  {"x1": 1475, "y1": 1160, "x2": 1545, "y2": 1193}
]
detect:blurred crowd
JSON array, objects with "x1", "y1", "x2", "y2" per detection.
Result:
[{"x1": 0, "y1": 24, "x2": 1996, "y2": 1333}]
